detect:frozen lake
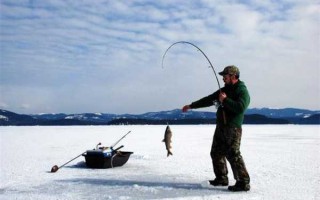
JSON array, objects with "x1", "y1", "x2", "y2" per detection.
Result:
[{"x1": 1, "y1": 125, "x2": 319, "y2": 200}]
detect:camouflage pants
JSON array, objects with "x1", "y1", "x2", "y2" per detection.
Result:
[{"x1": 210, "y1": 126, "x2": 250, "y2": 183}]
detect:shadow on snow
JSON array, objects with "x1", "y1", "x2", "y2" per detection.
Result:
[{"x1": 56, "y1": 178, "x2": 228, "y2": 192}]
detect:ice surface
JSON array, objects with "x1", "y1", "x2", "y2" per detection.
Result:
[{"x1": 0, "y1": 125, "x2": 319, "y2": 200}]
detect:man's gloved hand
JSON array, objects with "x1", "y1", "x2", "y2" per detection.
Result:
[
  {"x1": 182, "y1": 105, "x2": 191, "y2": 112},
  {"x1": 219, "y1": 92, "x2": 227, "y2": 103}
]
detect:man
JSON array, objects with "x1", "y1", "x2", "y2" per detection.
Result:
[{"x1": 182, "y1": 65, "x2": 250, "y2": 192}]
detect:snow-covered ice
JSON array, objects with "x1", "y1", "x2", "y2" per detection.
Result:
[{"x1": 1, "y1": 125, "x2": 319, "y2": 200}]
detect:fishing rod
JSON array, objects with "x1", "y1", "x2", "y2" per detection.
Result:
[
  {"x1": 162, "y1": 41, "x2": 226, "y2": 124},
  {"x1": 162, "y1": 41, "x2": 221, "y2": 92},
  {"x1": 110, "y1": 131, "x2": 131, "y2": 150}
]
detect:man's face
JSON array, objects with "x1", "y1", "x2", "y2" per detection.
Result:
[{"x1": 222, "y1": 74, "x2": 232, "y2": 85}]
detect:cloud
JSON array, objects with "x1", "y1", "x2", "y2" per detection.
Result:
[{"x1": 1, "y1": 0, "x2": 319, "y2": 114}]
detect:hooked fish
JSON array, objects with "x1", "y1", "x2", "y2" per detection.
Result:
[{"x1": 162, "y1": 125, "x2": 173, "y2": 157}]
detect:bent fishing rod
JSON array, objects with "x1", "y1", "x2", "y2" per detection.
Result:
[
  {"x1": 162, "y1": 41, "x2": 226, "y2": 124},
  {"x1": 162, "y1": 41, "x2": 221, "y2": 92}
]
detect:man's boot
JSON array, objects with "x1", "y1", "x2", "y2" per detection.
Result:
[
  {"x1": 228, "y1": 181, "x2": 250, "y2": 192},
  {"x1": 209, "y1": 177, "x2": 229, "y2": 186}
]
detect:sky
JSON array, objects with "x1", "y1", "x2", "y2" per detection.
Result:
[{"x1": 0, "y1": 0, "x2": 319, "y2": 114}]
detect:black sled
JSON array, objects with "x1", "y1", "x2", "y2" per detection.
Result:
[{"x1": 83, "y1": 145, "x2": 133, "y2": 169}]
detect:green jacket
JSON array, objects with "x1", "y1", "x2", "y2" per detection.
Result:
[{"x1": 190, "y1": 80, "x2": 250, "y2": 127}]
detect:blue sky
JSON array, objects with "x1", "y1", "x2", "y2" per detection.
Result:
[{"x1": 0, "y1": 0, "x2": 319, "y2": 114}]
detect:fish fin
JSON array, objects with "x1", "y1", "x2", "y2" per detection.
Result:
[
  {"x1": 167, "y1": 151, "x2": 173, "y2": 157},
  {"x1": 162, "y1": 139, "x2": 165, "y2": 142}
]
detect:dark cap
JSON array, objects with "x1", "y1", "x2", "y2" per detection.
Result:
[{"x1": 218, "y1": 65, "x2": 240, "y2": 76}]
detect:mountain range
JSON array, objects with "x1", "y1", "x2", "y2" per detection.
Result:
[{"x1": 0, "y1": 108, "x2": 319, "y2": 125}]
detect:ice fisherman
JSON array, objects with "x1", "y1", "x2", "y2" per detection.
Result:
[{"x1": 182, "y1": 65, "x2": 251, "y2": 192}]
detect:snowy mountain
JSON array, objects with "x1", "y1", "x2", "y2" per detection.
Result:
[
  {"x1": 0, "y1": 108, "x2": 319, "y2": 125},
  {"x1": 0, "y1": 109, "x2": 38, "y2": 125},
  {"x1": 25, "y1": 109, "x2": 215, "y2": 124},
  {"x1": 245, "y1": 107, "x2": 319, "y2": 118}
]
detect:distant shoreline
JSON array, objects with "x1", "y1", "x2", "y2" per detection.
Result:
[{"x1": 1, "y1": 108, "x2": 319, "y2": 126}]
